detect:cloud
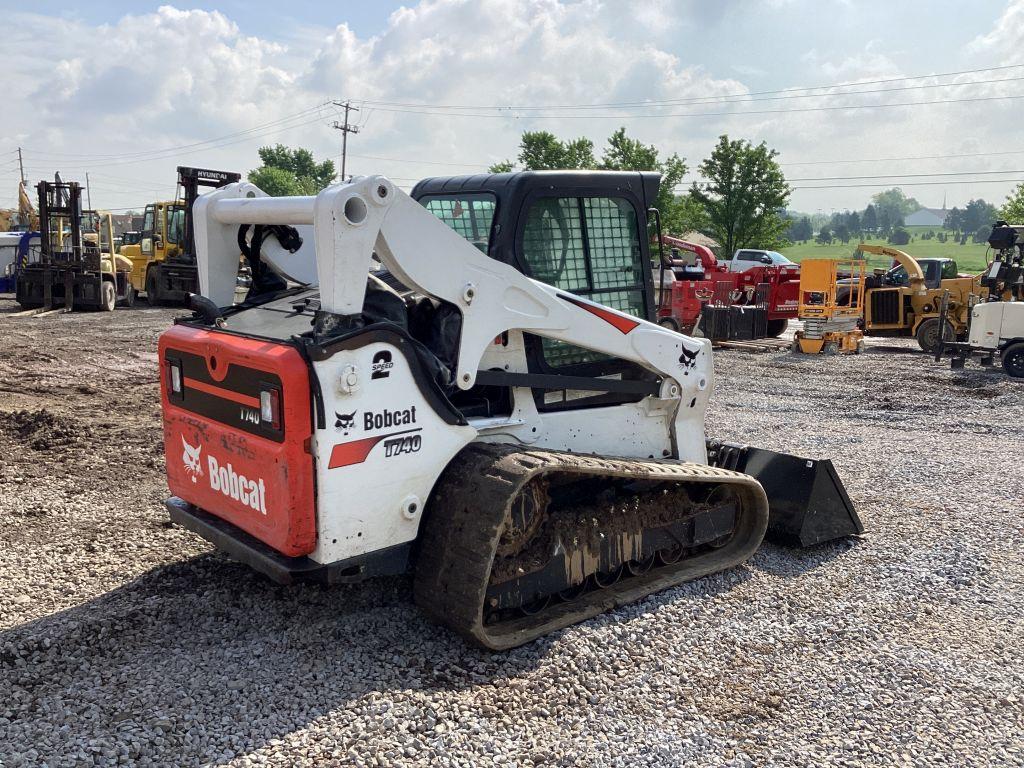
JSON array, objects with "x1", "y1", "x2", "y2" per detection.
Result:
[
  {"x1": 2, "y1": 0, "x2": 1022, "y2": 215},
  {"x1": 969, "y1": 0, "x2": 1024, "y2": 63}
]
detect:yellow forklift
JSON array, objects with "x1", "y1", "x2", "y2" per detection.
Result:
[
  {"x1": 121, "y1": 166, "x2": 240, "y2": 306},
  {"x1": 794, "y1": 258, "x2": 866, "y2": 354}
]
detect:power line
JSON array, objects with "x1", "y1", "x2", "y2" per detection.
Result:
[
  {"x1": 791, "y1": 179, "x2": 1024, "y2": 190},
  {"x1": 780, "y1": 148, "x2": 1024, "y2": 166},
  {"x1": 347, "y1": 63, "x2": 1024, "y2": 111},
  {"x1": 20, "y1": 104, "x2": 331, "y2": 161},
  {"x1": 353, "y1": 90, "x2": 1024, "y2": 120},
  {"x1": 5, "y1": 110, "x2": 335, "y2": 177},
  {"x1": 786, "y1": 169, "x2": 1024, "y2": 182}
]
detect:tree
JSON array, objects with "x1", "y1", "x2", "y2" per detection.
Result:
[
  {"x1": 690, "y1": 135, "x2": 791, "y2": 256},
  {"x1": 889, "y1": 227, "x2": 910, "y2": 246},
  {"x1": 248, "y1": 144, "x2": 336, "y2": 196},
  {"x1": 1000, "y1": 183, "x2": 1024, "y2": 222},
  {"x1": 846, "y1": 210, "x2": 861, "y2": 235},
  {"x1": 494, "y1": 127, "x2": 696, "y2": 235},
  {"x1": 945, "y1": 206, "x2": 962, "y2": 232},
  {"x1": 973, "y1": 224, "x2": 991, "y2": 243},
  {"x1": 834, "y1": 223, "x2": 851, "y2": 244},
  {"x1": 599, "y1": 127, "x2": 688, "y2": 232},
  {"x1": 871, "y1": 188, "x2": 915, "y2": 235},
  {"x1": 816, "y1": 225, "x2": 833, "y2": 245},
  {"x1": 963, "y1": 198, "x2": 997, "y2": 233},
  {"x1": 248, "y1": 166, "x2": 304, "y2": 197},
  {"x1": 489, "y1": 131, "x2": 596, "y2": 173},
  {"x1": 785, "y1": 216, "x2": 812, "y2": 242},
  {"x1": 872, "y1": 188, "x2": 920, "y2": 216},
  {"x1": 862, "y1": 204, "x2": 878, "y2": 233}
]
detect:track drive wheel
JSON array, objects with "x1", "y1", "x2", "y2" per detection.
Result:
[
  {"x1": 766, "y1": 318, "x2": 789, "y2": 337},
  {"x1": 658, "y1": 317, "x2": 680, "y2": 333}
]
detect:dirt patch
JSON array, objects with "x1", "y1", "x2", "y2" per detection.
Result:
[{"x1": 2, "y1": 409, "x2": 91, "y2": 451}]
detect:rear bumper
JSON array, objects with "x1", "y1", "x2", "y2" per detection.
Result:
[{"x1": 167, "y1": 497, "x2": 410, "y2": 585}]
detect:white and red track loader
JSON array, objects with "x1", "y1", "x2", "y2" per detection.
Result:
[{"x1": 159, "y1": 171, "x2": 862, "y2": 649}]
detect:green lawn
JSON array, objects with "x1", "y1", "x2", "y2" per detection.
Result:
[{"x1": 780, "y1": 236, "x2": 991, "y2": 274}]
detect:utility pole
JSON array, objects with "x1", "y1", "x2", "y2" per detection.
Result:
[
  {"x1": 331, "y1": 101, "x2": 360, "y2": 181},
  {"x1": 85, "y1": 172, "x2": 93, "y2": 212},
  {"x1": 17, "y1": 147, "x2": 25, "y2": 186}
]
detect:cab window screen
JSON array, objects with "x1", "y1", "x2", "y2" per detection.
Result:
[
  {"x1": 521, "y1": 198, "x2": 587, "y2": 290},
  {"x1": 521, "y1": 195, "x2": 646, "y2": 368},
  {"x1": 584, "y1": 198, "x2": 641, "y2": 290},
  {"x1": 421, "y1": 194, "x2": 496, "y2": 253}
]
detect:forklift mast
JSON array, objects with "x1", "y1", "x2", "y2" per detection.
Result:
[
  {"x1": 177, "y1": 167, "x2": 241, "y2": 263},
  {"x1": 37, "y1": 180, "x2": 83, "y2": 265}
]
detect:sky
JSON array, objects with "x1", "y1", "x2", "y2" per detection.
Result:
[{"x1": 3, "y1": 0, "x2": 1024, "y2": 216}]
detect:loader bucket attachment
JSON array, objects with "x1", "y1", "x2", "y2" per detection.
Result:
[{"x1": 706, "y1": 440, "x2": 863, "y2": 547}]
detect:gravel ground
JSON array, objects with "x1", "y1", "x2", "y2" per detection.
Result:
[{"x1": 1, "y1": 295, "x2": 1023, "y2": 767}]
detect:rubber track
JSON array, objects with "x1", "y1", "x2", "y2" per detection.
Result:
[{"x1": 413, "y1": 443, "x2": 769, "y2": 650}]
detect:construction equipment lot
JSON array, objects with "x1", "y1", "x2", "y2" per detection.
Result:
[{"x1": 1, "y1": 299, "x2": 1021, "y2": 767}]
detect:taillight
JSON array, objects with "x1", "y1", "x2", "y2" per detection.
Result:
[
  {"x1": 166, "y1": 360, "x2": 182, "y2": 394},
  {"x1": 260, "y1": 387, "x2": 281, "y2": 430}
]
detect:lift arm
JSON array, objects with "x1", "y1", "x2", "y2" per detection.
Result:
[{"x1": 194, "y1": 175, "x2": 715, "y2": 461}]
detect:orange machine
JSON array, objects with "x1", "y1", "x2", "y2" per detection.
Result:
[{"x1": 794, "y1": 258, "x2": 866, "y2": 355}]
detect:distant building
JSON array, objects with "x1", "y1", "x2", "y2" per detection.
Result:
[{"x1": 905, "y1": 208, "x2": 949, "y2": 227}]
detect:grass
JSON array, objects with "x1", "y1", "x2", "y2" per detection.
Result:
[{"x1": 780, "y1": 234, "x2": 992, "y2": 274}]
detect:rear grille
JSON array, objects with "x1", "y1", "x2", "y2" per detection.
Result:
[{"x1": 870, "y1": 290, "x2": 901, "y2": 324}]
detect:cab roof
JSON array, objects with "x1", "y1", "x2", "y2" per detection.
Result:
[{"x1": 412, "y1": 170, "x2": 661, "y2": 211}]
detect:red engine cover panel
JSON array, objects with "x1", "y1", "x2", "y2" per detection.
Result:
[{"x1": 159, "y1": 324, "x2": 316, "y2": 557}]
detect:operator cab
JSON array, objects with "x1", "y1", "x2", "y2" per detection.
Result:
[
  {"x1": 882, "y1": 258, "x2": 956, "y2": 290},
  {"x1": 412, "y1": 171, "x2": 662, "y2": 413}
]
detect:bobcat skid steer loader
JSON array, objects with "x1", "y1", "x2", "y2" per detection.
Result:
[{"x1": 159, "y1": 171, "x2": 862, "y2": 649}]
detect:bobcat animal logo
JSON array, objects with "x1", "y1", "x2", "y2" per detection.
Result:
[
  {"x1": 678, "y1": 343, "x2": 700, "y2": 373},
  {"x1": 335, "y1": 410, "x2": 357, "y2": 434},
  {"x1": 181, "y1": 436, "x2": 203, "y2": 483}
]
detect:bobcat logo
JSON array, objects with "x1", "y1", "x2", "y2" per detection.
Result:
[
  {"x1": 181, "y1": 436, "x2": 203, "y2": 483},
  {"x1": 335, "y1": 410, "x2": 357, "y2": 434},
  {"x1": 678, "y1": 342, "x2": 700, "y2": 373}
]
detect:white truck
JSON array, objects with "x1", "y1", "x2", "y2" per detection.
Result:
[{"x1": 727, "y1": 249, "x2": 796, "y2": 272}]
